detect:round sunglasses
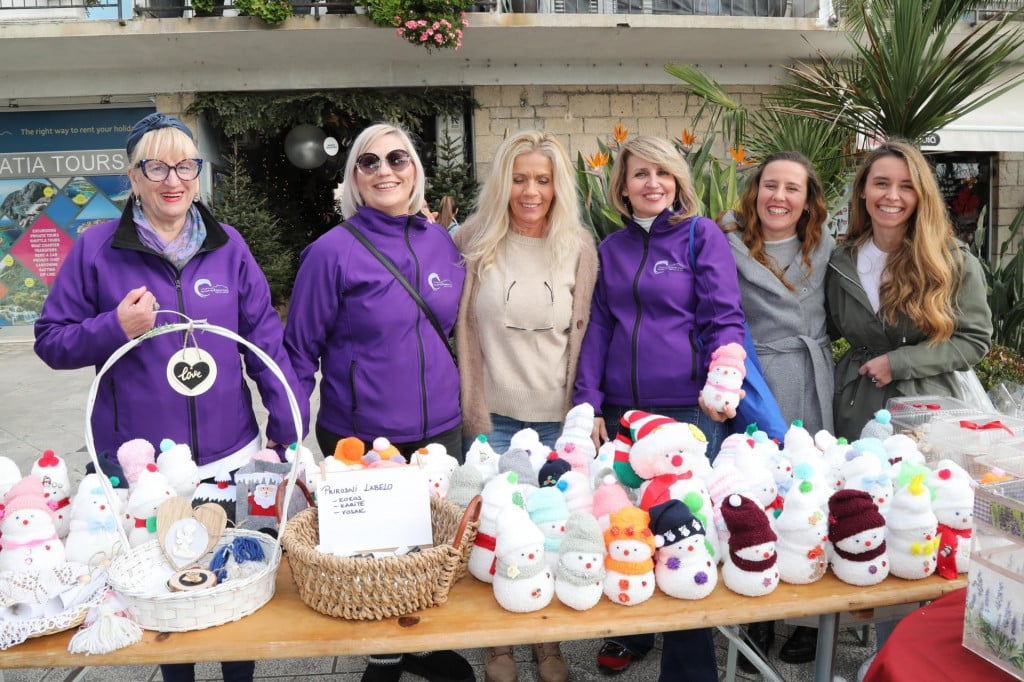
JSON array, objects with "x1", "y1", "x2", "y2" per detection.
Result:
[{"x1": 355, "y1": 149, "x2": 412, "y2": 175}]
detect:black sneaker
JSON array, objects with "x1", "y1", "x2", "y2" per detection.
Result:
[
  {"x1": 361, "y1": 655, "x2": 404, "y2": 682},
  {"x1": 402, "y1": 650, "x2": 474, "y2": 682}
]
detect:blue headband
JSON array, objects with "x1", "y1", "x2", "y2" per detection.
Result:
[{"x1": 126, "y1": 112, "x2": 194, "y2": 157}]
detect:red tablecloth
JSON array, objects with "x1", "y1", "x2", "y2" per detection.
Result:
[{"x1": 864, "y1": 587, "x2": 1019, "y2": 682}]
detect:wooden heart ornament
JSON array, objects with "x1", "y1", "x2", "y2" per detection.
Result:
[
  {"x1": 166, "y1": 347, "x2": 218, "y2": 397},
  {"x1": 157, "y1": 497, "x2": 228, "y2": 570}
]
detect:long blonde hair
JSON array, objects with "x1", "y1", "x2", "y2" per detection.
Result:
[
  {"x1": 460, "y1": 130, "x2": 582, "y2": 278},
  {"x1": 339, "y1": 123, "x2": 426, "y2": 220},
  {"x1": 724, "y1": 151, "x2": 828, "y2": 291},
  {"x1": 847, "y1": 139, "x2": 961, "y2": 343},
  {"x1": 608, "y1": 136, "x2": 699, "y2": 224}
]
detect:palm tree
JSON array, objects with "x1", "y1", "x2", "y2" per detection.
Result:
[{"x1": 779, "y1": 0, "x2": 1024, "y2": 144}]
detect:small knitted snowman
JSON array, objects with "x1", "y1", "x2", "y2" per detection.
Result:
[
  {"x1": 526, "y1": 485, "x2": 569, "y2": 571},
  {"x1": 0, "y1": 476, "x2": 67, "y2": 573},
  {"x1": 840, "y1": 449, "x2": 893, "y2": 517},
  {"x1": 555, "y1": 512, "x2": 606, "y2": 611},
  {"x1": 886, "y1": 474, "x2": 938, "y2": 579},
  {"x1": 828, "y1": 489, "x2": 889, "y2": 586},
  {"x1": 700, "y1": 342, "x2": 746, "y2": 413},
  {"x1": 782, "y1": 420, "x2": 818, "y2": 460},
  {"x1": 31, "y1": 450, "x2": 72, "y2": 538},
  {"x1": 410, "y1": 444, "x2": 459, "y2": 498},
  {"x1": 116, "y1": 438, "x2": 156, "y2": 486},
  {"x1": 556, "y1": 471, "x2": 594, "y2": 517},
  {"x1": 156, "y1": 439, "x2": 200, "y2": 499},
  {"x1": 125, "y1": 464, "x2": 176, "y2": 547},
  {"x1": 498, "y1": 448, "x2": 538, "y2": 497},
  {"x1": 554, "y1": 402, "x2": 597, "y2": 466},
  {"x1": 492, "y1": 506, "x2": 554, "y2": 613},
  {"x1": 774, "y1": 478, "x2": 828, "y2": 585},
  {"x1": 649, "y1": 500, "x2": 717, "y2": 600},
  {"x1": 602, "y1": 505, "x2": 656, "y2": 606},
  {"x1": 627, "y1": 417, "x2": 709, "y2": 509},
  {"x1": 468, "y1": 471, "x2": 524, "y2": 583},
  {"x1": 465, "y1": 434, "x2": 500, "y2": 482},
  {"x1": 64, "y1": 473, "x2": 121, "y2": 564},
  {"x1": 720, "y1": 494, "x2": 779, "y2": 597},
  {"x1": 705, "y1": 460, "x2": 752, "y2": 559},
  {"x1": 929, "y1": 460, "x2": 975, "y2": 579},
  {"x1": 733, "y1": 446, "x2": 779, "y2": 518},
  {"x1": 0, "y1": 455, "x2": 22, "y2": 498}
]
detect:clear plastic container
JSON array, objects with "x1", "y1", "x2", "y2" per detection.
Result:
[{"x1": 886, "y1": 395, "x2": 975, "y2": 438}]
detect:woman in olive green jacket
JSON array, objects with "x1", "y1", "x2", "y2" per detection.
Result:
[{"x1": 826, "y1": 140, "x2": 992, "y2": 440}]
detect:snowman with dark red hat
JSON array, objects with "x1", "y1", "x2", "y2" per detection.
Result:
[
  {"x1": 720, "y1": 493, "x2": 779, "y2": 597},
  {"x1": 828, "y1": 488, "x2": 889, "y2": 586}
]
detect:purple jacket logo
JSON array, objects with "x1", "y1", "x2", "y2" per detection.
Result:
[
  {"x1": 653, "y1": 260, "x2": 686, "y2": 275},
  {"x1": 193, "y1": 278, "x2": 230, "y2": 298},
  {"x1": 427, "y1": 273, "x2": 452, "y2": 291}
]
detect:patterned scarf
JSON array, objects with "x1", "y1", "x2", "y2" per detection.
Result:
[{"x1": 134, "y1": 202, "x2": 206, "y2": 271}]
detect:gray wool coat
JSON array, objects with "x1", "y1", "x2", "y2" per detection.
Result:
[{"x1": 727, "y1": 228, "x2": 836, "y2": 436}]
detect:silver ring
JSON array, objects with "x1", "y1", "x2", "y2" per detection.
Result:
[{"x1": 870, "y1": 376, "x2": 877, "y2": 385}]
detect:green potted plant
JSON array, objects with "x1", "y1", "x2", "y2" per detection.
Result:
[{"x1": 234, "y1": 0, "x2": 292, "y2": 24}]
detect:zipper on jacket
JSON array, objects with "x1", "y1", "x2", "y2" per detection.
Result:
[
  {"x1": 630, "y1": 231, "x2": 651, "y2": 407},
  {"x1": 349, "y1": 360, "x2": 359, "y2": 435},
  {"x1": 169, "y1": 268, "x2": 200, "y2": 464},
  {"x1": 404, "y1": 219, "x2": 429, "y2": 440},
  {"x1": 688, "y1": 329, "x2": 698, "y2": 382}
]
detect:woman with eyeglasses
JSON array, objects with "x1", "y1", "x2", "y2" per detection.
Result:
[
  {"x1": 34, "y1": 112, "x2": 306, "y2": 682},
  {"x1": 283, "y1": 123, "x2": 471, "y2": 682},
  {"x1": 452, "y1": 130, "x2": 597, "y2": 682}
]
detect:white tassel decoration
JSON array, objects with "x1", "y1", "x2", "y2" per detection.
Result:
[{"x1": 68, "y1": 592, "x2": 142, "y2": 655}]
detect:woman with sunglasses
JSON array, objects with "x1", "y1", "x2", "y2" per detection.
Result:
[
  {"x1": 35, "y1": 112, "x2": 306, "y2": 682},
  {"x1": 284, "y1": 123, "x2": 471, "y2": 682}
]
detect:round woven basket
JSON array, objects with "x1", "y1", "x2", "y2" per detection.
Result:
[
  {"x1": 85, "y1": 321, "x2": 305, "y2": 632},
  {"x1": 281, "y1": 495, "x2": 480, "y2": 620}
]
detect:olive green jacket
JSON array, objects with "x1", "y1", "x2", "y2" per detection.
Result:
[{"x1": 825, "y1": 241, "x2": 992, "y2": 440}]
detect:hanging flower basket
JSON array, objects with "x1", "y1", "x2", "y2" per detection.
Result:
[{"x1": 367, "y1": 0, "x2": 472, "y2": 52}]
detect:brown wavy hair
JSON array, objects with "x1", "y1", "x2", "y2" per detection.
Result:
[
  {"x1": 847, "y1": 139, "x2": 961, "y2": 343},
  {"x1": 721, "y1": 151, "x2": 827, "y2": 291}
]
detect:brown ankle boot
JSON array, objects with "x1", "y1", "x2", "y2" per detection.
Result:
[
  {"x1": 484, "y1": 645, "x2": 517, "y2": 682},
  {"x1": 533, "y1": 642, "x2": 568, "y2": 682}
]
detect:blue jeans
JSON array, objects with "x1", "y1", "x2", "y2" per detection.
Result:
[
  {"x1": 465, "y1": 413, "x2": 562, "y2": 455},
  {"x1": 601, "y1": 403, "x2": 725, "y2": 462},
  {"x1": 602, "y1": 403, "x2": 722, "y2": 681}
]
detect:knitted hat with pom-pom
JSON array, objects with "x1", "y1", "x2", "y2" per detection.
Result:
[
  {"x1": 3, "y1": 475, "x2": 53, "y2": 517},
  {"x1": 446, "y1": 464, "x2": 484, "y2": 509},
  {"x1": 603, "y1": 505, "x2": 655, "y2": 555},
  {"x1": 649, "y1": 499, "x2": 705, "y2": 548},
  {"x1": 860, "y1": 409, "x2": 894, "y2": 441},
  {"x1": 612, "y1": 410, "x2": 678, "y2": 489},
  {"x1": 527, "y1": 485, "x2": 569, "y2": 525},
  {"x1": 116, "y1": 439, "x2": 155, "y2": 485},
  {"x1": 499, "y1": 448, "x2": 537, "y2": 488},
  {"x1": 538, "y1": 453, "x2": 571, "y2": 488},
  {"x1": 591, "y1": 474, "x2": 631, "y2": 521},
  {"x1": 721, "y1": 493, "x2": 776, "y2": 556}
]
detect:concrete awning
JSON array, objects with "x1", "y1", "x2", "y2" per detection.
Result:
[{"x1": 924, "y1": 78, "x2": 1024, "y2": 152}]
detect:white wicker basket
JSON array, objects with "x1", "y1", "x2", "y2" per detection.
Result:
[{"x1": 85, "y1": 321, "x2": 304, "y2": 632}]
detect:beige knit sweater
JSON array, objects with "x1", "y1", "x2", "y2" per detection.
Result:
[{"x1": 453, "y1": 226, "x2": 598, "y2": 438}]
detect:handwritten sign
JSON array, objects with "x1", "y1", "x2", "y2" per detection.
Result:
[{"x1": 316, "y1": 466, "x2": 433, "y2": 557}]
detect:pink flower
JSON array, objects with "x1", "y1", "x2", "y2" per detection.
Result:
[
  {"x1": 417, "y1": 19, "x2": 426, "y2": 26},
  {"x1": 462, "y1": 17, "x2": 468, "y2": 26},
  {"x1": 434, "y1": 33, "x2": 443, "y2": 43},
  {"x1": 432, "y1": 21, "x2": 439, "y2": 30},
  {"x1": 420, "y1": 33, "x2": 428, "y2": 41},
  {"x1": 396, "y1": 28, "x2": 404, "y2": 36},
  {"x1": 405, "y1": 19, "x2": 417, "y2": 28}
]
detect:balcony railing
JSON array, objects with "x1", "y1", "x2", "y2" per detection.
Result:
[{"x1": 1, "y1": 0, "x2": 1021, "y2": 22}]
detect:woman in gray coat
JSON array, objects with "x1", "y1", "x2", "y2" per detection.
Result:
[
  {"x1": 720, "y1": 151, "x2": 834, "y2": 435},
  {"x1": 719, "y1": 151, "x2": 834, "y2": 669}
]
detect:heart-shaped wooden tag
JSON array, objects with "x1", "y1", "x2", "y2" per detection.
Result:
[
  {"x1": 157, "y1": 497, "x2": 227, "y2": 570},
  {"x1": 166, "y1": 347, "x2": 218, "y2": 397},
  {"x1": 173, "y1": 361, "x2": 210, "y2": 390}
]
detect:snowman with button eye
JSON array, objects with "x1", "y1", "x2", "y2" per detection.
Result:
[
  {"x1": 603, "y1": 505, "x2": 656, "y2": 606},
  {"x1": 828, "y1": 489, "x2": 889, "y2": 586},
  {"x1": 928, "y1": 460, "x2": 975, "y2": 579},
  {"x1": 555, "y1": 512, "x2": 606, "y2": 611},
  {"x1": 650, "y1": 499, "x2": 717, "y2": 600},
  {"x1": 0, "y1": 476, "x2": 66, "y2": 573},
  {"x1": 492, "y1": 506, "x2": 554, "y2": 613},
  {"x1": 720, "y1": 494, "x2": 779, "y2": 597}
]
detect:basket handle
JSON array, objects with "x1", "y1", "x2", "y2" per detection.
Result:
[
  {"x1": 84, "y1": 321, "x2": 306, "y2": 554},
  {"x1": 274, "y1": 476, "x2": 315, "y2": 522},
  {"x1": 450, "y1": 494, "x2": 482, "y2": 552}
]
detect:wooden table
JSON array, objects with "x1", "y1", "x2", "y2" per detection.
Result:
[{"x1": 1, "y1": 557, "x2": 966, "y2": 682}]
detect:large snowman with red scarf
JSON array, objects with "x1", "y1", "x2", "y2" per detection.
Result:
[{"x1": 624, "y1": 412, "x2": 719, "y2": 562}]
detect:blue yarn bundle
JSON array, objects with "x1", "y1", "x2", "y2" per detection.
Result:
[{"x1": 209, "y1": 536, "x2": 266, "y2": 583}]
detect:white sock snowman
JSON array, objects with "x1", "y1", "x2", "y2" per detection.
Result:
[
  {"x1": 841, "y1": 448, "x2": 894, "y2": 517},
  {"x1": 156, "y1": 439, "x2": 201, "y2": 499},
  {"x1": 649, "y1": 499, "x2": 717, "y2": 599},
  {"x1": 31, "y1": 450, "x2": 72, "y2": 538},
  {"x1": 602, "y1": 505, "x2": 656, "y2": 606},
  {"x1": 410, "y1": 444, "x2": 459, "y2": 498},
  {"x1": 125, "y1": 464, "x2": 176, "y2": 547},
  {"x1": 555, "y1": 512, "x2": 606, "y2": 611},
  {"x1": 774, "y1": 478, "x2": 829, "y2": 584},
  {"x1": 492, "y1": 505, "x2": 554, "y2": 613},
  {"x1": 554, "y1": 402, "x2": 597, "y2": 474},
  {"x1": 828, "y1": 489, "x2": 889, "y2": 586},
  {"x1": 556, "y1": 471, "x2": 594, "y2": 517},
  {"x1": 929, "y1": 460, "x2": 975, "y2": 579},
  {"x1": 720, "y1": 493, "x2": 779, "y2": 597},
  {"x1": 0, "y1": 475, "x2": 66, "y2": 573},
  {"x1": 468, "y1": 471, "x2": 524, "y2": 583},
  {"x1": 465, "y1": 434, "x2": 501, "y2": 482},
  {"x1": 886, "y1": 474, "x2": 939, "y2": 579},
  {"x1": 526, "y1": 485, "x2": 569, "y2": 572},
  {"x1": 64, "y1": 473, "x2": 122, "y2": 564}
]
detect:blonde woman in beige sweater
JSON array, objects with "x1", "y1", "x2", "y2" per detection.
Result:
[{"x1": 452, "y1": 130, "x2": 597, "y2": 682}]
